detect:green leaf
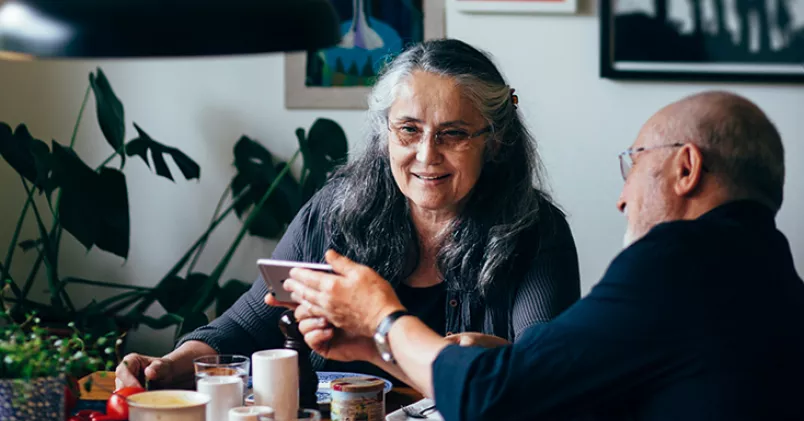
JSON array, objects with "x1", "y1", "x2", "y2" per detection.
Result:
[
  {"x1": 51, "y1": 142, "x2": 100, "y2": 250},
  {"x1": 17, "y1": 238, "x2": 42, "y2": 252},
  {"x1": 93, "y1": 168, "x2": 130, "y2": 258},
  {"x1": 89, "y1": 68, "x2": 125, "y2": 167},
  {"x1": 174, "y1": 311, "x2": 208, "y2": 343},
  {"x1": 215, "y1": 279, "x2": 251, "y2": 317},
  {"x1": 155, "y1": 275, "x2": 193, "y2": 314},
  {"x1": 231, "y1": 136, "x2": 301, "y2": 239},
  {"x1": 126, "y1": 123, "x2": 200, "y2": 181},
  {"x1": 298, "y1": 118, "x2": 348, "y2": 201},
  {"x1": 0, "y1": 123, "x2": 52, "y2": 190},
  {"x1": 51, "y1": 142, "x2": 130, "y2": 258},
  {"x1": 155, "y1": 273, "x2": 216, "y2": 315},
  {"x1": 127, "y1": 314, "x2": 182, "y2": 330}
]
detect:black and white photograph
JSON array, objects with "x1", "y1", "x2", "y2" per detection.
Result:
[{"x1": 600, "y1": 0, "x2": 804, "y2": 81}]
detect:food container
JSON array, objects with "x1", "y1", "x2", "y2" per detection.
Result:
[
  {"x1": 127, "y1": 390, "x2": 210, "y2": 421},
  {"x1": 329, "y1": 376, "x2": 385, "y2": 421}
]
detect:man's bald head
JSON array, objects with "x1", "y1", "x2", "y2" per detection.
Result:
[{"x1": 652, "y1": 91, "x2": 785, "y2": 212}]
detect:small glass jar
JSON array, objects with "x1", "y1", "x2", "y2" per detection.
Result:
[{"x1": 329, "y1": 377, "x2": 386, "y2": 421}]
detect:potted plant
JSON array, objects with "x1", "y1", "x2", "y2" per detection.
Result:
[
  {"x1": 0, "y1": 68, "x2": 348, "y2": 351},
  {"x1": 0, "y1": 310, "x2": 117, "y2": 421}
]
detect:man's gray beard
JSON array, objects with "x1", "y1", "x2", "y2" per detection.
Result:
[{"x1": 623, "y1": 226, "x2": 637, "y2": 249}]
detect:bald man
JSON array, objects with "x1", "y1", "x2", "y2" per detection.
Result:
[{"x1": 287, "y1": 91, "x2": 804, "y2": 420}]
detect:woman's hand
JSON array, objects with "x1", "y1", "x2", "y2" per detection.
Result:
[
  {"x1": 444, "y1": 332, "x2": 511, "y2": 348},
  {"x1": 115, "y1": 354, "x2": 175, "y2": 390},
  {"x1": 283, "y1": 249, "x2": 405, "y2": 338}
]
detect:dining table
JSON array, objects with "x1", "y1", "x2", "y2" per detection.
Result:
[{"x1": 77, "y1": 371, "x2": 424, "y2": 420}]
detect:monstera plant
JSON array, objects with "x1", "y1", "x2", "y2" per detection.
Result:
[{"x1": 0, "y1": 68, "x2": 349, "y2": 345}]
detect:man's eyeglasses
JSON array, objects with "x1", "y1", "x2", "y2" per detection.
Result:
[
  {"x1": 618, "y1": 143, "x2": 684, "y2": 181},
  {"x1": 388, "y1": 122, "x2": 492, "y2": 152}
]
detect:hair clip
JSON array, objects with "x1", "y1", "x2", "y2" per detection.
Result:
[{"x1": 510, "y1": 88, "x2": 519, "y2": 108}]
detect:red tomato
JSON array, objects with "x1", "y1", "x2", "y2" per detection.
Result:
[
  {"x1": 75, "y1": 409, "x2": 102, "y2": 420},
  {"x1": 106, "y1": 386, "x2": 146, "y2": 419},
  {"x1": 89, "y1": 414, "x2": 126, "y2": 421}
]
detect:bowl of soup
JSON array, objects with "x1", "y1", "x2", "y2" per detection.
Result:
[{"x1": 127, "y1": 390, "x2": 210, "y2": 421}]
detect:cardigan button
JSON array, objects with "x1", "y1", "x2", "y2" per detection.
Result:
[
  {"x1": 449, "y1": 299, "x2": 458, "y2": 307},
  {"x1": 446, "y1": 331, "x2": 454, "y2": 336}
]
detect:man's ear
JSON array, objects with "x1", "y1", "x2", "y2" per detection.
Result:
[{"x1": 673, "y1": 144, "x2": 705, "y2": 197}]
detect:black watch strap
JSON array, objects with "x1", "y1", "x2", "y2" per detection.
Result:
[
  {"x1": 374, "y1": 310, "x2": 412, "y2": 364},
  {"x1": 376, "y1": 310, "x2": 412, "y2": 336}
]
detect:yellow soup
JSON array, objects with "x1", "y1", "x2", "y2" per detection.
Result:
[{"x1": 129, "y1": 392, "x2": 201, "y2": 408}]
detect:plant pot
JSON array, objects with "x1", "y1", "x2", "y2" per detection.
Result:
[{"x1": 0, "y1": 375, "x2": 65, "y2": 421}]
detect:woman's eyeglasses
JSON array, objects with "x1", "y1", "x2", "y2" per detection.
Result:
[{"x1": 388, "y1": 122, "x2": 492, "y2": 152}]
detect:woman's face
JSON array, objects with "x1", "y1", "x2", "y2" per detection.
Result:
[{"x1": 387, "y1": 71, "x2": 489, "y2": 217}]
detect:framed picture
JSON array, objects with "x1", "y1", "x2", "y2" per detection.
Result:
[
  {"x1": 285, "y1": 0, "x2": 446, "y2": 109},
  {"x1": 600, "y1": 0, "x2": 804, "y2": 82},
  {"x1": 454, "y1": 0, "x2": 577, "y2": 14}
]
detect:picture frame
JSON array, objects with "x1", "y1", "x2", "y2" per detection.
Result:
[
  {"x1": 600, "y1": 0, "x2": 804, "y2": 83},
  {"x1": 454, "y1": 0, "x2": 577, "y2": 14},
  {"x1": 285, "y1": 0, "x2": 446, "y2": 110}
]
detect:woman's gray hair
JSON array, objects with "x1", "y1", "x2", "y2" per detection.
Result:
[{"x1": 322, "y1": 39, "x2": 555, "y2": 297}]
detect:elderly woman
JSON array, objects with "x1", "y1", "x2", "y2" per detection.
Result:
[{"x1": 114, "y1": 39, "x2": 580, "y2": 390}]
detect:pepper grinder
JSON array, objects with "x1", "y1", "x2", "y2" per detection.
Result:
[{"x1": 278, "y1": 310, "x2": 319, "y2": 409}]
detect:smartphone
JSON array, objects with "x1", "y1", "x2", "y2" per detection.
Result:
[{"x1": 257, "y1": 258, "x2": 333, "y2": 302}]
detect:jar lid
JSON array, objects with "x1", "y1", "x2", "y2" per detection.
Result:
[{"x1": 331, "y1": 376, "x2": 385, "y2": 393}]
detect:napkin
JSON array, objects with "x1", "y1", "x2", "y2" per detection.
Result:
[{"x1": 386, "y1": 398, "x2": 444, "y2": 420}]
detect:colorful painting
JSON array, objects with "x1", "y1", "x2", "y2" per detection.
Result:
[
  {"x1": 600, "y1": 0, "x2": 804, "y2": 82},
  {"x1": 285, "y1": 0, "x2": 445, "y2": 109}
]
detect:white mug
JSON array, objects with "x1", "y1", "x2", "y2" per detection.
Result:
[
  {"x1": 251, "y1": 349, "x2": 299, "y2": 421},
  {"x1": 229, "y1": 405, "x2": 275, "y2": 421}
]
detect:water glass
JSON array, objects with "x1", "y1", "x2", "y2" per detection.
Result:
[{"x1": 194, "y1": 354, "x2": 250, "y2": 398}]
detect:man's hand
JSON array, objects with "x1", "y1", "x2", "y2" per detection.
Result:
[
  {"x1": 297, "y1": 316, "x2": 378, "y2": 362},
  {"x1": 444, "y1": 332, "x2": 511, "y2": 348},
  {"x1": 283, "y1": 249, "x2": 405, "y2": 338}
]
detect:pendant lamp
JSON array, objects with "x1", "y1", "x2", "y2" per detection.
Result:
[{"x1": 0, "y1": 0, "x2": 341, "y2": 58}]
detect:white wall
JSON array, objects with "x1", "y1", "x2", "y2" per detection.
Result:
[{"x1": 1, "y1": 0, "x2": 802, "y2": 356}]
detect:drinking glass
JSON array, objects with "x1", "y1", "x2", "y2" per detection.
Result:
[{"x1": 194, "y1": 354, "x2": 250, "y2": 399}]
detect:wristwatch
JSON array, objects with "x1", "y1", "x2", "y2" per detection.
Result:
[{"x1": 373, "y1": 310, "x2": 412, "y2": 364}]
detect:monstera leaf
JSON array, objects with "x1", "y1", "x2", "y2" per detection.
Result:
[
  {"x1": 216, "y1": 279, "x2": 251, "y2": 317},
  {"x1": 231, "y1": 136, "x2": 301, "y2": 239},
  {"x1": 50, "y1": 142, "x2": 130, "y2": 258},
  {"x1": 126, "y1": 123, "x2": 200, "y2": 182},
  {"x1": 0, "y1": 123, "x2": 52, "y2": 191},
  {"x1": 174, "y1": 311, "x2": 209, "y2": 342},
  {"x1": 155, "y1": 272, "x2": 217, "y2": 315},
  {"x1": 90, "y1": 68, "x2": 125, "y2": 168},
  {"x1": 297, "y1": 118, "x2": 348, "y2": 202}
]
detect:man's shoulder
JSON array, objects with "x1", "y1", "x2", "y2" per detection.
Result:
[{"x1": 604, "y1": 219, "x2": 713, "y2": 283}]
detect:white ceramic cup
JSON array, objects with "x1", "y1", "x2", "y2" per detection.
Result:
[
  {"x1": 251, "y1": 349, "x2": 299, "y2": 421},
  {"x1": 229, "y1": 405, "x2": 276, "y2": 421},
  {"x1": 197, "y1": 375, "x2": 244, "y2": 421},
  {"x1": 127, "y1": 390, "x2": 210, "y2": 421}
]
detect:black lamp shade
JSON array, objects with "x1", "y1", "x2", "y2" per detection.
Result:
[{"x1": 0, "y1": 0, "x2": 342, "y2": 58}]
